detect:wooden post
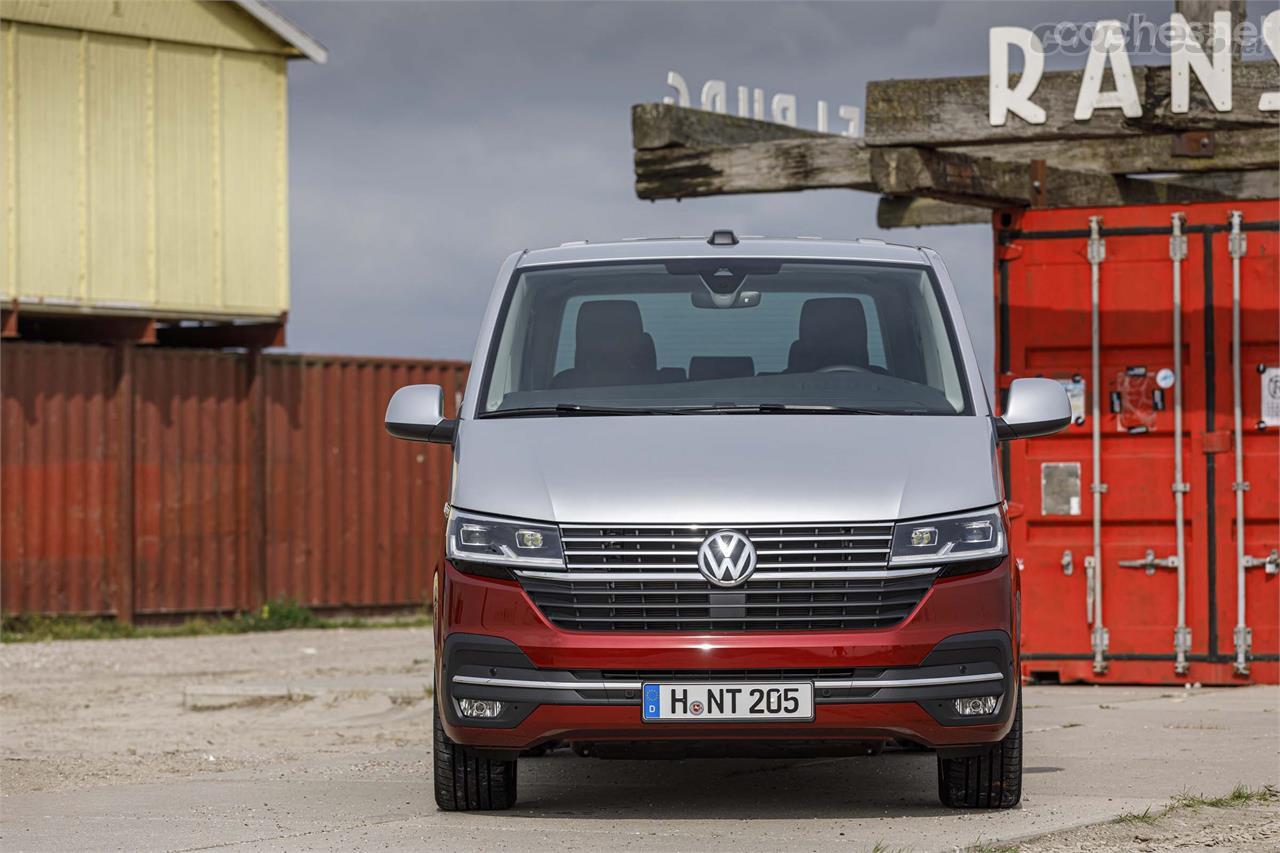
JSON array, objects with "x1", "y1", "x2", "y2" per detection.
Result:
[
  {"x1": 113, "y1": 343, "x2": 135, "y2": 624},
  {"x1": 247, "y1": 347, "x2": 269, "y2": 608}
]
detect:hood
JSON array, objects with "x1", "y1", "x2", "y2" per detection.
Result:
[{"x1": 451, "y1": 415, "x2": 1000, "y2": 525}]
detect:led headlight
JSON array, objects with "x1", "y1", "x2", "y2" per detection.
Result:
[
  {"x1": 889, "y1": 507, "x2": 1007, "y2": 566},
  {"x1": 446, "y1": 508, "x2": 564, "y2": 568}
]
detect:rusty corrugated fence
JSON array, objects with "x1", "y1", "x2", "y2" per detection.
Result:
[{"x1": 1, "y1": 342, "x2": 466, "y2": 618}]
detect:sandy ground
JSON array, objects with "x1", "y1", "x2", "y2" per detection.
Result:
[
  {"x1": 0, "y1": 628, "x2": 434, "y2": 793},
  {"x1": 1, "y1": 628, "x2": 1277, "y2": 852}
]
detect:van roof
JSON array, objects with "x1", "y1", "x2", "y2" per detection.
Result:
[{"x1": 517, "y1": 233, "x2": 932, "y2": 268}]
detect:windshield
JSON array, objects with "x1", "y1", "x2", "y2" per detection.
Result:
[{"x1": 479, "y1": 260, "x2": 971, "y2": 416}]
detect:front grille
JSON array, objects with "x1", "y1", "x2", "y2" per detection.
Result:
[{"x1": 516, "y1": 522, "x2": 935, "y2": 632}]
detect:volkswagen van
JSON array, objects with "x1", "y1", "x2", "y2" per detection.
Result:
[{"x1": 385, "y1": 231, "x2": 1071, "y2": 811}]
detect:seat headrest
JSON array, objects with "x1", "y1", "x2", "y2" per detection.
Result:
[
  {"x1": 788, "y1": 297, "x2": 870, "y2": 372},
  {"x1": 574, "y1": 300, "x2": 655, "y2": 371}
]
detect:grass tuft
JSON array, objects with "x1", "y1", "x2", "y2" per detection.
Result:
[
  {"x1": 1110, "y1": 784, "x2": 1277, "y2": 828},
  {"x1": 1112, "y1": 805, "x2": 1160, "y2": 824},
  {"x1": 1171, "y1": 784, "x2": 1277, "y2": 810},
  {"x1": 1, "y1": 599, "x2": 431, "y2": 643},
  {"x1": 966, "y1": 841, "x2": 1020, "y2": 853}
]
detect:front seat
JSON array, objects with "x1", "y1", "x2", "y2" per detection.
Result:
[
  {"x1": 550, "y1": 300, "x2": 660, "y2": 389},
  {"x1": 786, "y1": 297, "x2": 870, "y2": 373}
]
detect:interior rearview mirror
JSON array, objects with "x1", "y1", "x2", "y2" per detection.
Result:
[
  {"x1": 996, "y1": 378, "x2": 1072, "y2": 440},
  {"x1": 385, "y1": 384, "x2": 456, "y2": 444}
]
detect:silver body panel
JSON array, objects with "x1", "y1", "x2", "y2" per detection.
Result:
[
  {"x1": 453, "y1": 237, "x2": 1003, "y2": 526},
  {"x1": 453, "y1": 414, "x2": 1000, "y2": 524}
]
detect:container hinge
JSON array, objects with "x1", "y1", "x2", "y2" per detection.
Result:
[
  {"x1": 1233, "y1": 625, "x2": 1253, "y2": 675},
  {"x1": 1243, "y1": 549, "x2": 1280, "y2": 576},
  {"x1": 1118, "y1": 549, "x2": 1179, "y2": 576},
  {"x1": 1228, "y1": 230, "x2": 1247, "y2": 259},
  {"x1": 1061, "y1": 549, "x2": 1074, "y2": 576},
  {"x1": 1171, "y1": 482, "x2": 1191, "y2": 493},
  {"x1": 1091, "y1": 625, "x2": 1110, "y2": 674},
  {"x1": 1084, "y1": 555, "x2": 1097, "y2": 624},
  {"x1": 1174, "y1": 626, "x2": 1193, "y2": 675},
  {"x1": 1169, "y1": 234, "x2": 1188, "y2": 262},
  {"x1": 1087, "y1": 234, "x2": 1106, "y2": 264},
  {"x1": 1091, "y1": 482, "x2": 1109, "y2": 494}
]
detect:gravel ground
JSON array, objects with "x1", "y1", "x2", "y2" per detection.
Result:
[
  {"x1": 0, "y1": 628, "x2": 434, "y2": 793},
  {"x1": 1018, "y1": 798, "x2": 1280, "y2": 852},
  {"x1": 1, "y1": 628, "x2": 1276, "y2": 852}
]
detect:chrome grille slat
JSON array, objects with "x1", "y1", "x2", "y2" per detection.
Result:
[{"x1": 516, "y1": 519, "x2": 931, "y2": 632}]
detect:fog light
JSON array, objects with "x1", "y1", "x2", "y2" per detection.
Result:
[
  {"x1": 954, "y1": 696, "x2": 999, "y2": 716},
  {"x1": 458, "y1": 698, "x2": 504, "y2": 719}
]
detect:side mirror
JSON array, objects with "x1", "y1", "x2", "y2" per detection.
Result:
[
  {"x1": 385, "y1": 384, "x2": 457, "y2": 444},
  {"x1": 996, "y1": 378, "x2": 1072, "y2": 440}
]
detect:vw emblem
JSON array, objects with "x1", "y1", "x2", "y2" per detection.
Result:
[{"x1": 697, "y1": 529, "x2": 758, "y2": 587}]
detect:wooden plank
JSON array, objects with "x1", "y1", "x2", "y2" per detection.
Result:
[
  {"x1": 1150, "y1": 169, "x2": 1279, "y2": 198},
  {"x1": 635, "y1": 137, "x2": 873, "y2": 200},
  {"x1": 632, "y1": 103, "x2": 824, "y2": 150},
  {"x1": 870, "y1": 147, "x2": 1237, "y2": 208},
  {"x1": 951, "y1": 128, "x2": 1279, "y2": 174},
  {"x1": 876, "y1": 197, "x2": 990, "y2": 228},
  {"x1": 865, "y1": 61, "x2": 1277, "y2": 146},
  {"x1": 631, "y1": 105, "x2": 1276, "y2": 180}
]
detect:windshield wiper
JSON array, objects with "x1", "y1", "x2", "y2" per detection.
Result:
[
  {"x1": 672, "y1": 403, "x2": 894, "y2": 415},
  {"x1": 481, "y1": 404, "x2": 681, "y2": 419}
]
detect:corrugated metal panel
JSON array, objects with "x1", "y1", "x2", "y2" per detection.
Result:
[
  {"x1": 1, "y1": 19, "x2": 289, "y2": 321},
  {"x1": 87, "y1": 33, "x2": 150, "y2": 304},
  {"x1": 1, "y1": 343, "x2": 467, "y2": 617},
  {"x1": 1001, "y1": 200, "x2": 1278, "y2": 686},
  {"x1": 132, "y1": 348, "x2": 254, "y2": 615},
  {"x1": 11, "y1": 24, "x2": 81, "y2": 302},
  {"x1": 154, "y1": 41, "x2": 214, "y2": 310},
  {"x1": 0, "y1": 1, "x2": 293, "y2": 56},
  {"x1": 1, "y1": 343, "x2": 121, "y2": 615},
  {"x1": 220, "y1": 50, "x2": 286, "y2": 314},
  {"x1": 263, "y1": 356, "x2": 468, "y2": 609}
]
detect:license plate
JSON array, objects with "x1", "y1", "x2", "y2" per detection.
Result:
[{"x1": 641, "y1": 682, "x2": 814, "y2": 722}]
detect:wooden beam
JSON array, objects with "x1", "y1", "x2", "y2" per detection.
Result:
[
  {"x1": 864, "y1": 61, "x2": 1278, "y2": 146},
  {"x1": 632, "y1": 105, "x2": 1277, "y2": 183},
  {"x1": 635, "y1": 136, "x2": 873, "y2": 200},
  {"x1": 876, "y1": 197, "x2": 990, "y2": 228},
  {"x1": 870, "y1": 147, "x2": 1237, "y2": 208},
  {"x1": 632, "y1": 102, "x2": 824, "y2": 150},
  {"x1": 949, "y1": 128, "x2": 1279, "y2": 175},
  {"x1": 1148, "y1": 168, "x2": 1279, "y2": 198}
]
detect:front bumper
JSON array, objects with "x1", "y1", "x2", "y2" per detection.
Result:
[{"x1": 436, "y1": 558, "x2": 1017, "y2": 753}]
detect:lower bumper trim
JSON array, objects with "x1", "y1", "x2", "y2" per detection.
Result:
[{"x1": 451, "y1": 671, "x2": 1004, "y2": 692}]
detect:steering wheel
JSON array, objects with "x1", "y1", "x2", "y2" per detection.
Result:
[{"x1": 816, "y1": 364, "x2": 870, "y2": 373}]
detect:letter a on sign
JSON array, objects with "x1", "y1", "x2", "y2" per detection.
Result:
[
  {"x1": 1075, "y1": 20, "x2": 1142, "y2": 120},
  {"x1": 989, "y1": 27, "x2": 1046, "y2": 126}
]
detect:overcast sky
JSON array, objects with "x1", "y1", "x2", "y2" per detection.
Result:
[{"x1": 276, "y1": 0, "x2": 1230, "y2": 379}]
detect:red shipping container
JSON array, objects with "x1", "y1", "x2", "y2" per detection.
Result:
[
  {"x1": 996, "y1": 200, "x2": 1279, "y2": 685},
  {"x1": 1, "y1": 343, "x2": 467, "y2": 619}
]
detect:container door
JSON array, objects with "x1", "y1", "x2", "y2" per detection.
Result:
[
  {"x1": 1002, "y1": 205, "x2": 1212, "y2": 683},
  {"x1": 1204, "y1": 208, "x2": 1279, "y2": 677}
]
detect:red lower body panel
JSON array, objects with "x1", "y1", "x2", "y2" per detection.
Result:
[{"x1": 436, "y1": 559, "x2": 1018, "y2": 750}]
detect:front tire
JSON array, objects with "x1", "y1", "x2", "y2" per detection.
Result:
[
  {"x1": 433, "y1": 701, "x2": 518, "y2": 811},
  {"x1": 936, "y1": 690, "x2": 1022, "y2": 809}
]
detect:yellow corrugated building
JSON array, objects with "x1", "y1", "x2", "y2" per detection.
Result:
[{"x1": 1, "y1": 0, "x2": 324, "y2": 327}]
